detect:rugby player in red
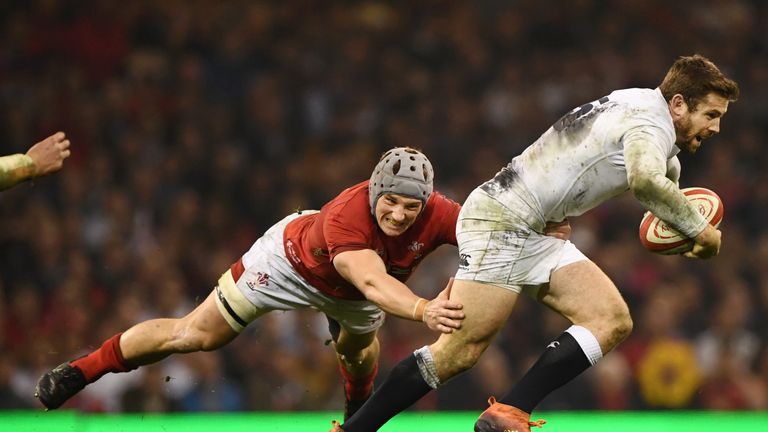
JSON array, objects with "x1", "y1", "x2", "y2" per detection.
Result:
[{"x1": 34, "y1": 147, "x2": 466, "y2": 417}]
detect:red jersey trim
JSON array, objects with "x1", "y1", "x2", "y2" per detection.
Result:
[{"x1": 230, "y1": 258, "x2": 245, "y2": 282}]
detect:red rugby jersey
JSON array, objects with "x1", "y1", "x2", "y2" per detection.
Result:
[{"x1": 282, "y1": 181, "x2": 460, "y2": 300}]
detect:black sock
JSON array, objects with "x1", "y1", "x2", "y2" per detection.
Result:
[
  {"x1": 342, "y1": 354, "x2": 432, "y2": 432},
  {"x1": 500, "y1": 331, "x2": 592, "y2": 413}
]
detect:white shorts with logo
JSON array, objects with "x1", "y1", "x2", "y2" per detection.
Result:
[
  {"x1": 214, "y1": 211, "x2": 385, "y2": 334},
  {"x1": 454, "y1": 187, "x2": 587, "y2": 295}
]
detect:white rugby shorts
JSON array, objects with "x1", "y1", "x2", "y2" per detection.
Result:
[
  {"x1": 214, "y1": 211, "x2": 385, "y2": 334},
  {"x1": 454, "y1": 187, "x2": 587, "y2": 295}
]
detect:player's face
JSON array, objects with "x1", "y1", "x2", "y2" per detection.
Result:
[
  {"x1": 375, "y1": 193, "x2": 423, "y2": 236},
  {"x1": 673, "y1": 93, "x2": 729, "y2": 154}
]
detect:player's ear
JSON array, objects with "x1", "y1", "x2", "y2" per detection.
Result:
[{"x1": 668, "y1": 94, "x2": 688, "y2": 118}]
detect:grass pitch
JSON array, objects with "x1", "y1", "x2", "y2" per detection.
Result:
[{"x1": 2, "y1": 410, "x2": 767, "y2": 431}]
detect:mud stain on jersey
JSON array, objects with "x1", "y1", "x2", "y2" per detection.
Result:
[
  {"x1": 553, "y1": 100, "x2": 615, "y2": 145},
  {"x1": 571, "y1": 189, "x2": 587, "y2": 210},
  {"x1": 480, "y1": 165, "x2": 519, "y2": 196}
]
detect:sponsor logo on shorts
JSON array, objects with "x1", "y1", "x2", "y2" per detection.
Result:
[
  {"x1": 286, "y1": 240, "x2": 301, "y2": 264},
  {"x1": 459, "y1": 253, "x2": 471, "y2": 269},
  {"x1": 245, "y1": 272, "x2": 270, "y2": 290}
]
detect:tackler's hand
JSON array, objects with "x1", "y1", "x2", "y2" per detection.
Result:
[{"x1": 423, "y1": 278, "x2": 464, "y2": 334}]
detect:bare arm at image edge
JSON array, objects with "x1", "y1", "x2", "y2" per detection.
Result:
[{"x1": 0, "y1": 132, "x2": 71, "y2": 191}]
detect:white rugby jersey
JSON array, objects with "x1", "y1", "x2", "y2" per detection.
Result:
[{"x1": 482, "y1": 88, "x2": 708, "y2": 238}]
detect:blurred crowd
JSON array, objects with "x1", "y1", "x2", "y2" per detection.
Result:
[{"x1": 1, "y1": 0, "x2": 768, "y2": 413}]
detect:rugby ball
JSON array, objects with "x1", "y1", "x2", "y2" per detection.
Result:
[{"x1": 638, "y1": 187, "x2": 723, "y2": 255}]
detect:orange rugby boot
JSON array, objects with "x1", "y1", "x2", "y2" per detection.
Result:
[{"x1": 474, "y1": 396, "x2": 546, "y2": 432}]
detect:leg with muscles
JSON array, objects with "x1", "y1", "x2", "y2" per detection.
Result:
[
  {"x1": 339, "y1": 280, "x2": 517, "y2": 432},
  {"x1": 329, "y1": 319, "x2": 380, "y2": 420},
  {"x1": 480, "y1": 260, "x2": 632, "y2": 430},
  {"x1": 35, "y1": 287, "x2": 243, "y2": 410}
]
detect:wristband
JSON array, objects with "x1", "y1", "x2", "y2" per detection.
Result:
[{"x1": 412, "y1": 298, "x2": 428, "y2": 321}]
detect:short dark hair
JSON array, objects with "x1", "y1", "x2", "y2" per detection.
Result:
[{"x1": 659, "y1": 54, "x2": 739, "y2": 111}]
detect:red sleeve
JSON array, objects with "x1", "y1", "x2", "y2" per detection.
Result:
[
  {"x1": 323, "y1": 201, "x2": 374, "y2": 260},
  {"x1": 432, "y1": 191, "x2": 462, "y2": 246}
]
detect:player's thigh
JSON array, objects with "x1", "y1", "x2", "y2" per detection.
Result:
[
  {"x1": 432, "y1": 280, "x2": 519, "y2": 365},
  {"x1": 183, "y1": 290, "x2": 241, "y2": 349},
  {"x1": 539, "y1": 260, "x2": 628, "y2": 331}
]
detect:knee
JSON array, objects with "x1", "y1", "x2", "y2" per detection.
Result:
[
  {"x1": 198, "y1": 335, "x2": 225, "y2": 352},
  {"x1": 437, "y1": 342, "x2": 486, "y2": 376},
  {"x1": 335, "y1": 331, "x2": 378, "y2": 361},
  {"x1": 613, "y1": 311, "x2": 633, "y2": 342},
  {"x1": 170, "y1": 320, "x2": 226, "y2": 353},
  {"x1": 339, "y1": 338, "x2": 379, "y2": 366},
  {"x1": 584, "y1": 302, "x2": 632, "y2": 351},
  {"x1": 167, "y1": 321, "x2": 199, "y2": 352},
  {"x1": 604, "y1": 305, "x2": 633, "y2": 347},
  {"x1": 454, "y1": 345, "x2": 483, "y2": 374}
]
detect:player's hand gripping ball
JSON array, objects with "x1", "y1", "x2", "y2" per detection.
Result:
[{"x1": 639, "y1": 187, "x2": 723, "y2": 255}]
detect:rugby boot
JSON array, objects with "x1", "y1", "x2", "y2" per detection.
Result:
[
  {"x1": 34, "y1": 363, "x2": 87, "y2": 410},
  {"x1": 474, "y1": 396, "x2": 546, "y2": 432},
  {"x1": 328, "y1": 420, "x2": 344, "y2": 431}
]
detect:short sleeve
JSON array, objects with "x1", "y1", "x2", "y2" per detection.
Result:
[
  {"x1": 323, "y1": 202, "x2": 374, "y2": 260},
  {"x1": 430, "y1": 192, "x2": 462, "y2": 246}
]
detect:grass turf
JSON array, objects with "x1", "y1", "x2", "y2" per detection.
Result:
[{"x1": 2, "y1": 410, "x2": 767, "y2": 431}]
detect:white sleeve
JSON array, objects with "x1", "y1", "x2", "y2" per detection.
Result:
[
  {"x1": 0, "y1": 153, "x2": 36, "y2": 190},
  {"x1": 624, "y1": 133, "x2": 708, "y2": 238},
  {"x1": 666, "y1": 156, "x2": 681, "y2": 186}
]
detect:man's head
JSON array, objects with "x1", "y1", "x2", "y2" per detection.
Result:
[
  {"x1": 659, "y1": 54, "x2": 739, "y2": 153},
  {"x1": 369, "y1": 147, "x2": 434, "y2": 236}
]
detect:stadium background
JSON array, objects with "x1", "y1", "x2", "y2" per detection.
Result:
[{"x1": 1, "y1": 0, "x2": 767, "y2": 424}]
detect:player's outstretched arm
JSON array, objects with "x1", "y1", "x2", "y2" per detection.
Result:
[
  {"x1": 0, "y1": 132, "x2": 71, "y2": 191},
  {"x1": 26, "y1": 131, "x2": 71, "y2": 177},
  {"x1": 333, "y1": 249, "x2": 464, "y2": 333}
]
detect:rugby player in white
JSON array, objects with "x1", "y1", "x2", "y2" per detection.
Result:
[{"x1": 334, "y1": 54, "x2": 739, "y2": 432}]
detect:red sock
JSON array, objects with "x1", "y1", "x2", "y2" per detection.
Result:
[
  {"x1": 339, "y1": 362, "x2": 378, "y2": 401},
  {"x1": 70, "y1": 332, "x2": 137, "y2": 383}
]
